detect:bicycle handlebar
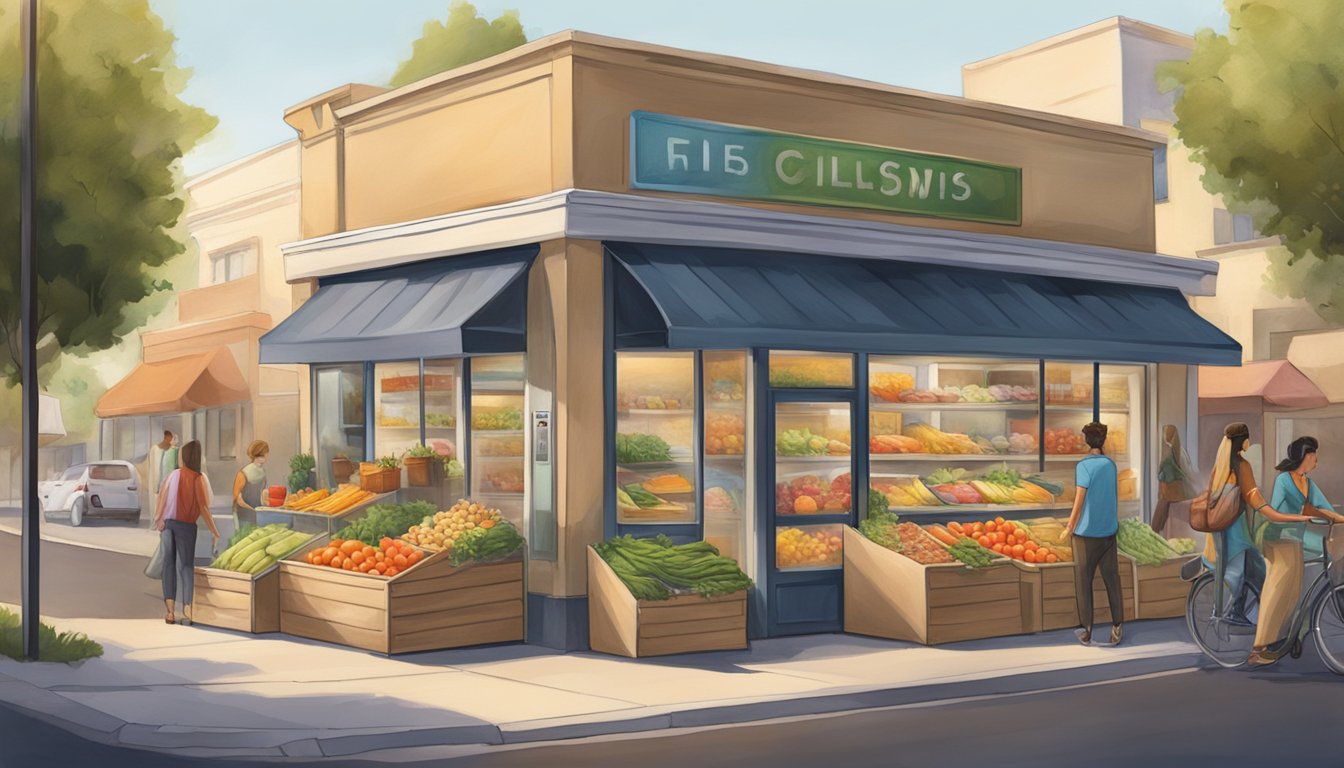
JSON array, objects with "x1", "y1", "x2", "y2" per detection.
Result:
[{"x1": 1308, "y1": 518, "x2": 1333, "y2": 526}]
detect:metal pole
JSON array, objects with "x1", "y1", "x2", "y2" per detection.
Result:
[{"x1": 20, "y1": 0, "x2": 41, "y2": 661}]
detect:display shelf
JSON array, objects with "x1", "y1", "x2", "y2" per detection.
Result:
[
  {"x1": 774, "y1": 454, "x2": 853, "y2": 462},
  {"x1": 870, "y1": 453, "x2": 1039, "y2": 462},
  {"x1": 474, "y1": 453, "x2": 525, "y2": 461},
  {"x1": 870, "y1": 402, "x2": 1039, "y2": 412},
  {"x1": 375, "y1": 424, "x2": 422, "y2": 430},
  {"x1": 616, "y1": 459, "x2": 695, "y2": 469},
  {"x1": 473, "y1": 429, "x2": 525, "y2": 437},
  {"x1": 891, "y1": 500, "x2": 1143, "y2": 516},
  {"x1": 254, "y1": 491, "x2": 394, "y2": 522},
  {"x1": 705, "y1": 400, "x2": 747, "y2": 409},
  {"x1": 1043, "y1": 405, "x2": 1131, "y2": 413},
  {"x1": 618, "y1": 408, "x2": 695, "y2": 417}
]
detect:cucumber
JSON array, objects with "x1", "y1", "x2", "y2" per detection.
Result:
[
  {"x1": 265, "y1": 532, "x2": 310, "y2": 558},
  {"x1": 245, "y1": 554, "x2": 277, "y2": 575},
  {"x1": 237, "y1": 549, "x2": 270, "y2": 574},
  {"x1": 226, "y1": 533, "x2": 280, "y2": 570}
]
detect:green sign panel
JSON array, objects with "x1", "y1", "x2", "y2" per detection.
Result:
[{"x1": 630, "y1": 112, "x2": 1021, "y2": 225}]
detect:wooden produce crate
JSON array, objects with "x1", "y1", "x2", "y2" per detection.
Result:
[
  {"x1": 1018, "y1": 554, "x2": 1136, "y2": 632},
  {"x1": 843, "y1": 527, "x2": 1025, "y2": 645},
  {"x1": 587, "y1": 546, "x2": 748, "y2": 658},
  {"x1": 1133, "y1": 555, "x2": 1196, "y2": 619},
  {"x1": 278, "y1": 539, "x2": 524, "y2": 654},
  {"x1": 193, "y1": 533, "x2": 329, "y2": 634}
]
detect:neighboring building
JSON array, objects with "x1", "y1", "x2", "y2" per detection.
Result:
[
  {"x1": 258, "y1": 31, "x2": 1233, "y2": 649},
  {"x1": 95, "y1": 141, "x2": 306, "y2": 512},
  {"x1": 962, "y1": 16, "x2": 1344, "y2": 500}
]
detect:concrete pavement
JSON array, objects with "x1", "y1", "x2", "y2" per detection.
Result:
[
  {"x1": 0, "y1": 505, "x2": 238, "y2": 560},
  {"x1": 0, "y1": 607, "x2": 1205, "y2": 762}
]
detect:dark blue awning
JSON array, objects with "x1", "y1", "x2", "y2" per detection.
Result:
[
  {"x1": 259, "y1": 246, "x2": 535, "y2": 365},
  {"x1": 609, "y1": 242, "x2": 1240, "y2": 365}
]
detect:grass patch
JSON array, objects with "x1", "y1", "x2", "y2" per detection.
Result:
[{"x1": 0, "y1": 607, "x2": 103, "y2": 663}]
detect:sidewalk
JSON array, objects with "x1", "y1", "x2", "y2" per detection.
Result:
[
  {"x1": 0, "y1": 505, "x2": 237, "y2": 559},
  {"x1": 0, "y1": 607, "x2": 1205, "y2": 761}
]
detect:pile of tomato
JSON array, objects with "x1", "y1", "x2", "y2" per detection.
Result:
[{"x1": 948, "y1": 518, "x2": 1061, "y2": 564}]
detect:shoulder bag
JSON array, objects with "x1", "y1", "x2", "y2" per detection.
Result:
[{"x1": 1189, "y1": 477, "x2": 1242, "y2": 533}]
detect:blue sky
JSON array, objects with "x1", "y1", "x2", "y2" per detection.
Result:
[{"x1": 152, "y1": 0, "x2": 1229, "y2": 176}]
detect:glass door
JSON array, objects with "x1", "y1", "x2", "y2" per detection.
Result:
[{"x1": 767, "y1": 390, "x2": 855, "y2": 636}]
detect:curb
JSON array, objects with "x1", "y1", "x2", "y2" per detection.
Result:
[{"x1": 0, "y1": 652, "x2": 1209, "y2": 761}]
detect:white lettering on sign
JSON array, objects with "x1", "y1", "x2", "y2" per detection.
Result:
[
  {"x1": 724, "y1": 144, "x2": 749, "y2": 176},
  {"x1": 951, "y1": 171, "x2": 972, "y2": 201},
  {"x1": 667, "y1": 138, "x2": 690, "y2": 171},
  {"x1": 879, "y1": 161, "x2": 902, "y2": 196},
  {"x1": 776, "y1": 149, "x2": 805, "y2": 185},
  {"x1": 908, "y1": 167, "x2": 934, "y2": 200}
]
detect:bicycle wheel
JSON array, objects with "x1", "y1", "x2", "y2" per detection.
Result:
[
  {"x1": 1186, "y1": 573, "x2": 1256, "y2": 668},
  {"x1": 1312, "y1": 584, "x2": 1344, "y2": 675}
]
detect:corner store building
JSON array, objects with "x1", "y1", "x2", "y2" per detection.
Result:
[{"x1": 263, "y1": 32, "x2": 1238, "y2": 649}]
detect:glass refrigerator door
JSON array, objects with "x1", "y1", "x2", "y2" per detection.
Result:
[
  {"x1": 471, "y1": 355, "x2": 526, "y2": 528},
  {"x1": 704, "y1": 350, "x2": 749, "y2": 566},
  {"x1": 1100, "y1": 365, "x2": 1145, "y2": 519},
  {"x1": 616, "y1": 351, "x2": 698, "y2": 525},
  {"x1": 774, "y1": 401, "x2": 851, "y2": 569},
  {"x1": 374, "y1": 362, "x2": 422, "y2": 482}
]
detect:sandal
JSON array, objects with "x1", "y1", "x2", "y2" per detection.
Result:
[
  {"x1": 165, "y1": 612, "x2": 176, "y2": 625},
  {"x1": 1110, "y1": 625, "x2": 1124, "y2": 646},
  {"x1": 1074, "y1": 628, "x2": 1092, "y2": 646}
]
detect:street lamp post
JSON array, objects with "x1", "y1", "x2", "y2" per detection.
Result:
[{"x1": 20, "y1": 0, "x2": 41, "y2": 660}]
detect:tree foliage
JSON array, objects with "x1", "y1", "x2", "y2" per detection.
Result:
[
  {"x1": 1160, "y1": 0, "x2": 1344, "y2": 323},
  {"x1": 389, "y1": 1, "x2": 526, "y2": 88},
  {"x1": 0, "y1": 0, "x2": 216, "y2": 386}
]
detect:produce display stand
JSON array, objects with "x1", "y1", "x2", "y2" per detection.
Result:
[
  {"x1": 254, "y1": 491, "x2": 395, "y2": 535},
  {"x1": 842, "y1": 527, "x2": 1026, "y2": 645},
  {"x1": 1132, "y1": 555, "x2": 1197, "y2": 619},
  {"x1": 587, "y1": 546, "x2": 748, "y2": 657},
  {"x1": 1016, "y1": 554, "x2": 1136, "y2": 632},
  {"x1": 277, "y1": 539, "x2": 524, "y2": 655},
  {"x1": 193, "y1": 534, "x2": 329, "y2": 634}
]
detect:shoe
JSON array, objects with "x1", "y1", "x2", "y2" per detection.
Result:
[
  {"x1": 1074, "y1": 628, "x2": 1092, "y2": 646},
  {"x1": 1247, "y1": 647, "x2": 1279, "y2": 668},
  {"x1": 1110, "y1": 625, "x2": 1123, "y2": 646},
  {"x1": 1224, "y1": 612, "x2": 1254, "y2": 627}
]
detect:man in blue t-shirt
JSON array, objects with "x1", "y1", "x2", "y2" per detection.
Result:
[{"x1": 1065, "y1": 422, "x2": 1124, "y2": 646}]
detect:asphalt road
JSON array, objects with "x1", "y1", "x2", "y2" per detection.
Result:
[
  {"x1": 0, "y1": 529, "x2": 170, "y2": 619},
  {"x1": 1, "y1": 660, "x2": 1341, "y2": 767}
]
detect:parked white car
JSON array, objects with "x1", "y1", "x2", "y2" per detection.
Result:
[{"x1": 40, "y1": 461, "x2": 142, "y2": 526}]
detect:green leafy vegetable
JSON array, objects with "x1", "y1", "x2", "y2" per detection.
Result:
[
  {"x1": 448, "y1": 519, "x2": 525, "y2": 565},
  {"x1": 925, "y1": 467, "x2": 971, "y2": 486},
  {"x1": 616, "y1": 433, "x2": 672, "y2": 464},
  {"x1": 948, "y1": 538, "x2": 998, "y2": 568},
  {"x1": 336, "y1": 500, "x2": 438, "y2": 546},
  {"x1": 868, "y1": 486, "x2": 889, "y2": 518},
  {"x1": 984, "y1": 466, "x2": 1022, "y2": 488},
  {"x1": 622, "y1": 484, "x2": 665, "y2": 508},
  {"x1": 776, "y1": 429, "x2": 830, "y2": 456},
  {"x1": 859, "y1": 509, "x2": 902, "y2": 551},
  {"x1": 595, "y1": 534, "x2": 754, "y2": 600},
  {"x1": 286, "y1": 453, "x2": 316, "y2": 493}
]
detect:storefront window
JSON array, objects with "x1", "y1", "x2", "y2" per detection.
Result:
[
  {"x1": 704, "y1": 350, "x2": 749, "y2": 565},
  {"x1": 776, "y1": 524, "x2": 844, "y2": 570},
  {"x1": 1038, "y1": 362, "x2": 1096, "y2": 506},
  {"x1": 869, "y1": 357, "x2": 1043, "y2": 512},
  {"x1": 769, "y1": 351, "x2": 853, "y2": 388},
  {"x1": 775, "y1": 401, "x2": 852, "y2": 517},
  {"x1": 374, "y1": 362, "x2": 422, "y2": 475},
  {"x1": 1100, "y1": 365, "x2": 1145, "y2": 519},
  {"x1": 471, "y1": 355, "x2": 526, "y2": 528},
  {"x1": 616, "y1": 351, "x2": 697, "y2": 524},
  {"x1": 315, "y1": 364, "x2": 365, "y2": 488}
]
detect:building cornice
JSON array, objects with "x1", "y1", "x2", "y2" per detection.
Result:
[
  {"x1": 281, "y1": 189, "x2": 1219, "y2": 296},
  {"x1": 186, "y1": 181, "x2": 301, "y2": 228}
]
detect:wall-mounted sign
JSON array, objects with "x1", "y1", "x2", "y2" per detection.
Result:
[{"x1": 630, "y1": 111, "x2": 1021, "y2": 225}]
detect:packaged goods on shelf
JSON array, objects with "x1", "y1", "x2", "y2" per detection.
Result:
[
  {"x1": 776, "y1": 526, "x2": 843, "y2": 568},
  {"x1": 776, "y1": 471, "x2": 852, "y2": 514}
]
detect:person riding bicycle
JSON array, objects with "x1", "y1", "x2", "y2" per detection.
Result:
[
  {"x1": 1202, "y1": 423, "x2": 1274, "y2": 630},
  {"x1": 1252, "y1": 437, "x2": 1344, "y2": 667}
]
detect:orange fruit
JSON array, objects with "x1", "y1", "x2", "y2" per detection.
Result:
[
  {"x1": 384, "y1": 567, "x2": 399, "y2": 577},
  {"x1": 330, "y1": 556, "x2": 345, "y2": 570},
  {"x1": 350, "y1": 550, "x2": 366, "y2": 565},
  {"x1": 1024, "y1": 550, "x2": 1037, "y2": 563},
  {"x1": 362, "y1": 546, "x2": 377, "y2": 559},
  {"x1": 358, "y1": 561, "x2": 373, "y2": 573},
  {"x1": 985, "y1": 521, "x2": 997, "y2": 533},
  {"x1": 1046, "y1": 553, "x2": 1058, "y2": 564},
  {"x1": 1002, "y1": 524, "x2": 1016, "y2": 536},
  {"x1": 948, "y1": 521, "x2": 963, "y2": 533},
  {"x1": 1024, "y1": 540, "x2": 1038, "y2": 551},
  {"x1": 340, "y1": 540, "x2": 361, "y2": 555},
  {"x1": 995, "y1": 516, "x2": 1005, "y2": 525},
  {"x1": 393, "y1": 553, "x2": 408, "y2": 568},
  {"x1": 995, "y1": 532, "x2": 1008, "y2": 544},
  {"x1": 342, "y1": 559, "x2": 356, "y2": 570},
  {"x1": 1012, "y1": 544, "x2": 1025, "y2": 557},
  {"x1": 329, "y1": 539, "x2": 345, "y2": 549},
  {"x1": 407, "y1": 551, "x2": 422, "y2": 565},
  {"x1": 992, "y1": 543, "x2": 1004, "y2": 553},
  {"x1": 978, "y1": 535, "x2": 992, "y2": 548},
  {"x1": 320, "y1": 548, "x2": 338, "y2": 565}
]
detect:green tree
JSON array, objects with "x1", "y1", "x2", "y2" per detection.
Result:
[
  {"x1": 0, "y1": 0, "x2": 216, "y2": 387},
  {"x1": 390, "y1": 1, "x2": 526, "y2": 88},
  {"x1": 1160, "y1": 0, "x2": 1344, "y2": 323}
]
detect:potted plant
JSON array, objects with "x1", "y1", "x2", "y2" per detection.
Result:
[
  {"x1": 287, "y1": 453, "x2": 317, "y2": 493},
  {"x1": 331, "y1": 454, "x2": 356, "y2": 484},
  {"x1": 403, "y1": 444, "x2": 443, "y2": 487},
  {"x1": 360, "y1": 455, "x2": 402, "y2": 494}
]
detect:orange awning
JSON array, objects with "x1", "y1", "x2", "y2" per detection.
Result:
[
  {"x1": 1198, "y1": 360, "x2": 1329, "y2": 410},
  {"x1": 96, "y1": 348, "x2": 249, "y2": 418}
]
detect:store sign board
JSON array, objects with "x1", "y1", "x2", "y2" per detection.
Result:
[{"x1": 630, "y1": 111, "x2": 1021, "y2": 225}]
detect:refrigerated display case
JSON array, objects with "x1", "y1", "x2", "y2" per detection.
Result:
[
  {"x1": 868, "y1": 357, "x2": 1056, "y2": 517},
  {"x1": 615, "y1": 352, "x2": 698, "y2": 524},
  {"x1": 1100, "y1": 365, "x2": 1145, "y2": 518},
  {"x1": 471, "y1": 355, "x2": 526, "y2": 528},
  {"x1": 704, "y1": 351, "x2": 750, "y2": 566},
  {"x1": 374, "y1": 362, "x2": 422, "y2": 474}
]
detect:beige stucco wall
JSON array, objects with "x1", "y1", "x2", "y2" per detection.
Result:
[
  {"x1": 289, "y1": 33, "x2": 1160, "y2": 252},
  {"x1": 962, "y1": 25, "x2": 1125, "y2": 126},
  {"x1": 1190, "y1": 246, "x2": 1302, "y2": 363}
]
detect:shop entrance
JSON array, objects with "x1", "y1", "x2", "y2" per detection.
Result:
[{"x1": 765, "y1": 377, "x2": 858, "y2": 635}]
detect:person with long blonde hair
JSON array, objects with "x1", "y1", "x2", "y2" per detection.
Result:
[{"x1": 1151, "y1": 424, "x2": 1196, "y2": 534}]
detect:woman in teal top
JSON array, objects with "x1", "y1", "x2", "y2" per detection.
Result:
[{"x1": 1266, "y1": 437, "x2": 1344, "y2": 556}]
